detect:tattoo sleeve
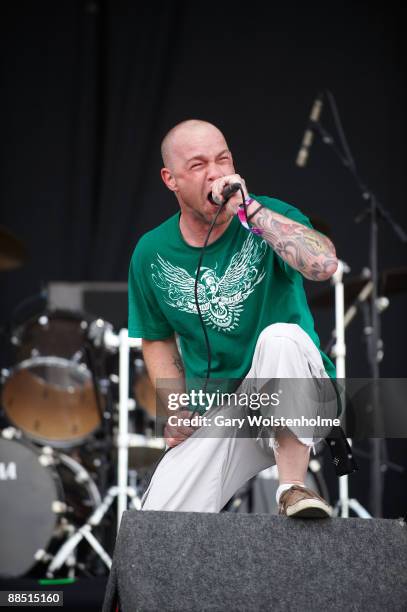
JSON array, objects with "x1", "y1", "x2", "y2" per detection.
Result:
[{"x1": 250, "y1": 206, "x2": 338, "y2": 281}]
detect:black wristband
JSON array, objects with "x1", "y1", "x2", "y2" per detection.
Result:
[{"x1": 246, "y1": 203, "x2": 264, "y2": 221}]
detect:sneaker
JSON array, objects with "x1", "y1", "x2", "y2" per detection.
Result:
[{"x1": 278, "y1": 485, "x2": 332, "y2": 518}]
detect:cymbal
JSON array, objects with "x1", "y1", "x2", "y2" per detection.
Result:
[
  {"x1": 309, "y1": 267, "x2": 407, "y2": 309},
  {"x1": 0, "y1": 226, "x2": 27, "y2": 270}
]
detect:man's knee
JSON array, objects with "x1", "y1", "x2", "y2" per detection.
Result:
[
  {"x1": 250, "y1": 322, "x2": 323, "y2": 380},
  {"x1": 258, "y1": 323, "x2": 305, "y2": 344},
  {"x1": 257, "y1": 323, "x2": 307, "y2": 357}
]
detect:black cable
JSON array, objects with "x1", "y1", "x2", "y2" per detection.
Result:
[
  {"x1": 193, "y1": 187, "x2": 247, "y2": 400},
  {"x1": 324, "y1": 89, "x2": 357, "y2": 173}
]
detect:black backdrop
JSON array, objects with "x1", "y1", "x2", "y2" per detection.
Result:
[{"x1": 0, "y1": 1, "x2": 406, "y2": 515}]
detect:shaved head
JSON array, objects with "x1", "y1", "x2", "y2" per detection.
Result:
[
  {"x1": 159, "y1": 118, "x2": 236, "y2": 230},
  {"x1": 161, "y1": 119, "x2": 228, "y2": 172}
]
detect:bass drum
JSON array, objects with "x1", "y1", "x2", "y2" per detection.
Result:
[
  {"x1": 2, "y1": 310, "x2": 102, "y2": 447},
  {"x1": 0, "y1": 430, "x2": 101, "y2": 578},
  {"x1": 223, "y1": 460, "x2": 330, "y2": 514}
]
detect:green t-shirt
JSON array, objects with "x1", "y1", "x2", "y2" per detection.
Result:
[{"x1": 128, "y1": 195, "x2": 336, "y2": 386}]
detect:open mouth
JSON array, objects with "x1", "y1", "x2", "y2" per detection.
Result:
[{"x1": 207, "y1": 191, "x2": 220, "y2": 206}]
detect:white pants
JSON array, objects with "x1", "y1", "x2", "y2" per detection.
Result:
[{"x1": 141, "y1": 323, "x2": 337, "y2": 513}]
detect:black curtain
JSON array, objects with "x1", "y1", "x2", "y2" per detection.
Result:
[
  {"x1": 1, "y1": 2, "x2": 405, "y2": 369},
  {"x1": 0, "y1": 1, "x2": 185, "y2": 304},
  {"x1": 89, "y1": 2, "x2": 185, "y2": 279}
]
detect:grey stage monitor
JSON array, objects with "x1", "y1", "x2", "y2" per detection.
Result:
[{"x1": 47, "y1": 282, "x2": 128, "y2": 330}]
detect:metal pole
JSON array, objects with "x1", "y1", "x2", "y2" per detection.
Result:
[
  {"x1": 117, "y1": 330, "x2": 142, "y2": 530},
  {"x1": 117, "y1": 328, "x2": 130, "y2": 529},
  {"x1": 332, "y1": 261, "x2": 349, "y2": 517}
]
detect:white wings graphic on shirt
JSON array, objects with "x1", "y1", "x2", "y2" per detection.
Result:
[{"x1": 151, "y1": 234, "x2": 267, "y2": 331}]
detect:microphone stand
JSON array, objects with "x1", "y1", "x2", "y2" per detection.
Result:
[{"x1": 312, "y1": 99, "x2": 407, "y2": 516}]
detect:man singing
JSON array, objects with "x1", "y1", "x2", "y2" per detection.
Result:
[{"x1": 128, "y1": 119, "x2": 339, "y2": 517}]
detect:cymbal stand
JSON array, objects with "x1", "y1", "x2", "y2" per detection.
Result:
[{"x1": 330, "y1": 261, "x2": 371, "y2": 518}]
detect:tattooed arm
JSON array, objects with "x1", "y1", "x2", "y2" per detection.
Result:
[
  {"x1": 247, "y1": 202, "x2": 338, "y2": 281},
  {"x1": 210, "y1": 175, "x2": 338, "y2": 282},
  {"x1": 142, "y1": 335, "x2": 196, "y2": 447},
  {"x1": 142, "y1": 335, "x2": 185, "y2": 415}
]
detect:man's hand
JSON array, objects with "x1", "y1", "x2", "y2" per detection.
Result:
[
  {"x1": 211, "y1": 174, "x2": 249, "y2": 214},
  {"x1": 164, "y1": 409, "x2": 199, "y2": 448}
]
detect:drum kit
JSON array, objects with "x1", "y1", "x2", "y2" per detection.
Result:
[
  {"x1": 0, "y1": 305, "x2": 168, "y2": 579},
  {"x1": 0, "y1": 226, "x2": 167, "y2": 579}
]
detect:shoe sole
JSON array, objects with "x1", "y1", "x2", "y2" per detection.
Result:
[{"x1": 285, "y1": 498, "x2": 332, "y2": 518}]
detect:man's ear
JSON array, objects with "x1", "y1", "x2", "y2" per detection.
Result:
[{"x1": 161, "y1": 167, "x2": 178, "y2": 192}]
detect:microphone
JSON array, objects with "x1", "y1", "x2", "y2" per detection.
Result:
[
  {"x1": 208, "y1": 182, "x2": 241, "y2": 205},
  {"x1": 296, "y1": 94, "x2": 323, "y2": 167}
]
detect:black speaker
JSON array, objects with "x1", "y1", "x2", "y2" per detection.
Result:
[{"x1": 103, "y1": 511, "x2": 407, "y2": 612}]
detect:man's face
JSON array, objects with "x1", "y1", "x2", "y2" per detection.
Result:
[{"x1": 164, "y1": 125, "x2": 236, "y2": 226}]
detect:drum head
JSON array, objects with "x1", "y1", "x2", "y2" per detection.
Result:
[
  {"x1": 0, "y1": 438, "x2": 61, "y2": 577},
  {"x1": 2, "y1": 357, "x2": 101, "y2": 447}
]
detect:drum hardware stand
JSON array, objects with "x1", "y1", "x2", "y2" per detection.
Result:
[
  {"x1": 34, "y1": 444, "x2": 106, "y2": 577},
  {"x1": 46, "y1": 328, "x2": 143, "y2": 576},
  {"x1": 103, "y1": 327, "x2": 143, "y2": 529},
  {"x1": 83, "y1": 324, "x2": 117, "y2": 559},
  {"x1": 46, "y1": 484, "x2": 140, "y2": 577},
  {"x1": 311, "y1": 89, "x2": 407, "y2": 516}
]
